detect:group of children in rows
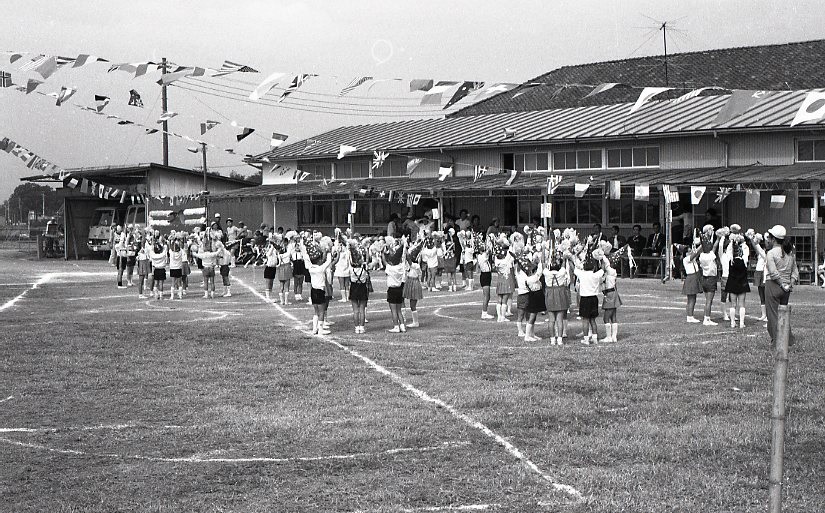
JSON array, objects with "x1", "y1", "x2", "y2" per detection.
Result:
[{"x1": 111, "y1": 224, "x2": 236, "y2": 300}]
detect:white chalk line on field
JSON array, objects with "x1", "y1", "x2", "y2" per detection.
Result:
[
  {"x1": 234, "y1": 277, "x2": 583, "y2": 501},
  {"x1": 0, "y1": 271, "x2": 117, "y2": 313},
  {"x1": 0, "y1": 396, "x2": 13, "y2": 404},
  {"x1": 0, "y1": 422, "x2": 187, "y2": 434},
  {"x1": 0, "y1": 436, "x2": 470, "y2": 464},
  {"x1": 355, "y1": 504, "x2": 499, "y2": 513}
]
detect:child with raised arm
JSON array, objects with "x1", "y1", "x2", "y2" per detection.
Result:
[
  {"x1": 573, "y1": 256, "x2": 604, "y2": 345},
  {"x1": 300, "y1": 238, "x2": 333, "y2": 335}
]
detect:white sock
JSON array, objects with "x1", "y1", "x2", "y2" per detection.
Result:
[
  {"x1": 611, "y1": 323, "x2": 618, "y2": 342},
  {"x1": 739, "y1": 307, "x2": 746, "y2": 328}
]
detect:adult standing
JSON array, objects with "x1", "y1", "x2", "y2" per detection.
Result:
[
  {"x1": 486, "y1": 217, "x2": 501, "y2": 236},
  {"x1": 626, "y1": 224, "x2": 646, "y2": 278},
  {"x1": 456, "y1": 209, "x2": 472, "y2": 231},
  {"x1": 644, "y1": 222, "x2": 666, "y2": 276},
  {"x1": 764, "y1": 225, "x2": 798, "y2": 346},
  {"x1": 386, "y1": 213, "x2": 399, "y2": 237},
  {"x1": 402, "y1": 211, "x2": 419, "y2": 241},
  {"x1": 470, "y1": 214, "x2": 482, "y2": 234}
]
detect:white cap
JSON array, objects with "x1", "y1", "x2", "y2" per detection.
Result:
[{"x1": 768, "y1": 225, "x2": 787, "y2": 239}]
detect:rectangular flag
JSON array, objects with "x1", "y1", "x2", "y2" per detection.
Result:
[
  {"x1": 0, "y1": 71, "x2": 12, "y2": 88},
  {"x1": 270, "y1": 132, "x2": 288, "y2": 147},
  {"x1": 156, "y1": 111, "x2": 178, "y2": 123},
  {"x1": 715, "y1": 187, "x2": 732, "y2": 203},
  {"x1": 714, "y1": 90, "x2": 773, "y2": 125},
  {"x1": 790, "y1": 90, "x2": 825, "y2": 126},
  {"x1": 505, "y1": 169, "x2": 521, "y2": 186},
  {"x1": 574, "y1": 181, "x2": 590, "y2": 198},
  {"x1": 67, "y1": 177, "x2": 79, "y2": 189},
  {"x1": 55, "y1": 87, "x2": 77, "y2": 106},
  {"x1": 371, "y1": 150, "x2": 388, "y2": 171},
  {"x1": 420, "y1": 81, "x2": 459, "y2": 105},
  {"x1": 412, "y1": 194, "x2": 422, "y2": 205},
  {"x1": 745, "y1": 189, "x2": 760, "y2": 208},
  {"x1": 128, "y1": 89, "x2": 144, "y2": 107},
  {"x1": 236, "y1": 127, "x2": 255, "y2": 142},
  {"x1": 540, "y1": 202, "x2": 552, "y2": 219},
  {"x1": 770, "y1": 193, "x2": 786, "y2": 209},
  {"x1": 690, "y1": 186, "x2": 706, "y2": 205},
  {"x1": 608, "y1": 180, "x2": 621, "y2": 200},
  {"x1": 212, "y1": 60, "x2": 259, "y2": 77},
  {"x1": 95, "y1": 95, "x2": 110, "y2": 112},
  {"x1": 473, "y1": 165, "x2": 487, "y2": 183},
  {"x1": 337, "y1": 144, "x2": 356, "y2": 159},
  {"x1": 663, "y1": 185, "x2": 679, "y2": 204},
  {"x1": 34, "y1": 56, "x2": 58, "y2": 79},
  {"x1": 547, "y1": 174, "x2": 563, "y2": 194},
  {"x1": 409, "y1": 79, "x2": 434, "y2": 92},
  {"x1": 277, "y1": 74, "x2": 315, "y2": 103},
  {"x1": 406, "y1": 157, "x2": 423, "y2": 176},
  {"x1": 438, "y1": 162, "x2": 453, "y2": 181},
  {"x1": 350, "y1": 200, "x2": 357, "y2": 214},
  {"x1": 634, "y1": 183, "x2": 650, "y2": 202}
]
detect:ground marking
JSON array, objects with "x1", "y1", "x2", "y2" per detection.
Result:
[
  {"x1": 356, "y1": 504, "x2": 499, "y2": 513},
  {"x1": 235, "y1": 277, "x2": 583, "y2": 501},
  {"x1": 0, "y1": 271, "x2": 115, "y2": 313},
  {"x1": 0, "y1": 396, "x2": 13, "y2": 404},
  {"x1": 0, "y1": 423, "x2": 188, "y2": 434},
  {"x1": 0, "y1": 436, "x2": 470, "y2": 464}
]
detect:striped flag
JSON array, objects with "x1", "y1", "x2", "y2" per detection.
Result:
[
  {"x1": 212, "y1": 60, "x2": 259, "y2": 77},
  {"x1": 271, "y1": 133, "x2": 288, "y2": 147},
  {"x1": 19, "y1": 55, "x2": 47, "y2": 71},
  {"x1": 505, "y1": 169, "x2": 521, "y2": 186},
  {"x1": 56, "y1": 56, "x2": 76, "y2": 67},
  {"x1": 73, "y1": 54, "x2": 105, "y2": 68},
  {"x1": 574, "y1": 181, "x2": 590, "y2": 198},
  {"x1": 547, "y1": 174, "x2": 562, "y2": 194},
  {"x1": 406, "y1": 157, "x2": 423, "y2": 176},
  {"x1": 473, "y1": 165, "x2": 487, "y2": 183},
  {"x1": 200, "y1": 120, "x2": 220, "y2": 135},
  {"x1": 339, "y1": 76, "x2": 373, "y2": 96},
  {"x1": 277, "y1": 74, "x2": 316, "y2": 103}
]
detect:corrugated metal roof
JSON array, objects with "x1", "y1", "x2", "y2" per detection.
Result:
[
  {"x1": 21, "y1": 163, "x2": 253, "y2": 186},
  {"x1": 212, "y1": 163, "x2": 825, "y2": 200},
  {"x1": 256, "y1": 90, "x2": 825, "y2": 162}
]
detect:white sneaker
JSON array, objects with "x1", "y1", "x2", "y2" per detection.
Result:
[
  {"x1": 138, "y1": 294, "x2": 147, "y2": 299},
  {"x1": 703, "y1": 318, "x2": 718, "y2": 326},
  {"x1": 203, "y1": 292, "x2": 209, "y2": 299},
  {"x1": 388, "y1": 326, "x2": 401, "y2": 333},
  {"x1": 223, "y1": 292, "x2": 232, "y2": 297},
  {"x1": 517, "y1": 331, "x2": 526, "y2": 338},
  {"x1": 686, "y1": 317, "x2": 701, "y2": 323},
  {"x1": 481, "y1": 312, "x2": 495, "y2": 320},
  {"x1": 318, "y1": 329, "x2": 331, "y2": 336}
]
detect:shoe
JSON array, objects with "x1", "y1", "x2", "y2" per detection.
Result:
[
  {"x1": 118, "y1": 285, "x2": 127, "y2": 289},
  {"x1": 757, "y1": 315, "x2": 768, "y2": 321},
  {"x1": 518, "y1": 331, "x2": 526, "y2": 338},
  {"x1": 127, "y1": 282, "x2": 134, "y2": 287},
  {"x1": 407, "y1": 321, "x2": 419, "y2": 328},
  {"x1": 318, "y1": 329, "x2": 331, "y2": 336},
  {"x1": 354, "y1": 327, "x2": 360, "y2": 334},
  {"x1": 686, "y1": 317, "x2": 700, "y2": 323},
  {"x1": 388, "y1": 326, "x2": 401, "y2": 333},
  {"x1": 399, "y1": 324, "x2": 406, "y2": 333},
  {"x1": 182, "y1": 290, "x2": 187, "y2": 295},
  {"x1": 481, "y1": 312, "x2": 495, "y2": 320},
  {"x1": 138, "y1": 294, "x2": 147, "y2": 299},
  {"x1": 703, "y1": 318, "x2": 718, "y2": 326},
  {"x1": 339, "y1": 298, "x2": 348, "y2": 303},
  {"x1": 203, "y1": 292, "x2": 209, "y2": 299},
  {"x1": 580, "y1": 338, "x2": 592, "y2": 345}
]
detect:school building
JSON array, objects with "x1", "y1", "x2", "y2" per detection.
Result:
[{"x1": 212, "y1": 39, "x2": 825, "y2": 282}]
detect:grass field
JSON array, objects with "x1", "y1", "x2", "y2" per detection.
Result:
[{"x1": 1, "y1": 249, "x2": 823, "y2": 512}]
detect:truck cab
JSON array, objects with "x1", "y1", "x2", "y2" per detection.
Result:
[{"x1": 87, "y1": 205, "x2": 146, "y2": 253}]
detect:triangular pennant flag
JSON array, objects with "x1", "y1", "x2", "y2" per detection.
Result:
[
  {"x1": 128, "y1": 89, "x2": 144, "y2": 107},
  {"x1": 358, "y1": 185, "x2": 374, "y2": 197},
  {"x1": 584, "y1": 82, "x2": 621, "y2": 98},
  {"x1": 474, "y1": 83, "x2": 518, "y2": 101},
  {"x1": 117, "y1": 120, "x2": 133, "y2": 125},
  {"x1": 134, "y1": 62, "x2": 153, "y2": 78},
  {"x1": 790, "y1": 90, "x2": 825, "y2": 127},
  {"x1": 608, "y1": 180, "x2": 621, "y2": 200},
  {"x1": 444, "y1": 81, "x2": 482, "y2": 109},
  {"x1": 67, "y1": 177, "x2": 79, "y2": 189},
  {"x1": 200, "y1": 120, "x2": 220, "y2": 135},
  {"x1": 505, "y1": 169, "x2": 521, "y2": 186},
  {"x1": 212, "y1": 60, "x2": 259, "y2": 77},
  {"x1": 412, "y1": 194, "x2": 422, "y2": 205},
  {"x1": 745, "y1": 189, "x2": 760, "y2": 208},
  {"x1": 298, "y1": 171, "x2": 310, "y2": 182},
  {"x1": 714, "y1": 90, "x2": 773, "y2": 125},
  {"x1": 337, "y1": 144, "x2": 356, "y2": 159},
  {"x1": 672, "y1": 86, "x2": 727, "y2": 104},
  {"x1": 277, "y1": 74, "x2": 315, "y2": 103},
  {"x1": 55, "y1": 87, "x2": 77, "y2": 106},
  {"x1": 249, "y1": 71, "x2": 286, "y2": 101},
  {"x1": 270, "y1": 132, "x2": 288, "y2": 147},
  {"x1": 144, "y1": 128, "x2": 159, "y2": 135},
  {"x1": 159, "y1": 66, "x2": 195, "y2": 85},
  {"x1": 770, "y1": 192, "x2": 786, "y2": 209},
  {"x1": 371, "y1": 150, "x2": 388, "y2": 170},
  {"x1": 340, "y1": 76, "x2": 373, "y2": 96},
  {"x1": 420, "y1": 81, "x2": 459, "y2": 105},
  {"x1": 156, "y1": 111, "x2": 178, "y2": 124},
  {"x1": 574, "y1": 181, "x2": 590, "y2": 198},
  {"x1": 187, "y1": 147, "x2": 199, "y2": 153},
  {"x1": 473, "y1": 165, "x2": 487, "y2": 183},
  {"x1": 34, "y1": 56, "x2": 58, "y2": 79},
  {"x1": 437, "y1": 162, "x2": 453, "y2": 181},
  {"x1": 25, "y1": 78, "x2": 42, "y2": 94},
  {"x1": 409, "y1": 79, "x2": 434, "y2": 92},
  {"x1": 715, "y1": 187, "x2": 732, "y2": 203},
  {"x1": 406, "y1": 157, "x2": 423, "y2": 176},
  {"x1": 236, "y1": 127, "x2": 255, "y2": 142},
  {"x1": 547, "y1": 175, "x2": 562, "y2": 194},
  {"x1": 18, "y1": 55, "x2": 47, "y2": 72},
  {"x1": 691, "y1": 186, "x2": 706, "y2": 205},
  {"x1": 511, "y1": 82, "x2": 543, "y2": 100},
  {"x1": 630, "y1": 87, "x2": 672, "y2": 113},
  {"x1": 95, "y1": 95, "x2": 110, "y2": 112},
  {"x1": 72, "y1": 54, "x2": 102, "y2": 68}
]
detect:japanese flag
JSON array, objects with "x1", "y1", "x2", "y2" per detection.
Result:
[{"x1": 790, "y1": 90, "x2": 825, "y2": 127}]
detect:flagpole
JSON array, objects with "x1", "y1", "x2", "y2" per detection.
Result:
[
  {"x1": 814, "y1": 184, "x2": 820, "y2": 286},
  {"x1": 201, "y1": 142, "x2": 209, "y2": 220},
  {"x1": 161, "y1": 57, "x2": 169, "y2": 166}
]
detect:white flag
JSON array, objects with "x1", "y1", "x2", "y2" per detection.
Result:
[
  {"x1": 630, "y1": 87, "x2": 672, "y2": 113},
  {"x1": 790, "y1": 90, "x2": 825, "y2": 127},
  {"x1": 690, "y1": 186, "x2": 706, "y2": 205},
  {"x1": 249, "y1": 71, "x2": 286, "y2": 101},
  {"x1": 337, "y1": 144, "x2": 356, "y2": 159}
]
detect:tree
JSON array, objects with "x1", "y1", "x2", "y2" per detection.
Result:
[{"x1": 3, "y1": 183, "x2": 60, "y2": 224}]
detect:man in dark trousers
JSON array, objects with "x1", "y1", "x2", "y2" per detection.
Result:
[
  {"x1": 644, "y1": 222, "x2": 666, "y2": 277},
  {"x1": 626, "y1": 224, "x2": 646, "y2": 278}
]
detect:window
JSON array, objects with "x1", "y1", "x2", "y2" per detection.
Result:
[
  {"x1": 607, "y1": 146, "x2": 660, "y2": 168},
  {"x1": 373, "y1": 201, "x2": 404, "y2": 226},
  {"x1": 798, "y1": 194, "x2": 814, "y2": 224},
  {"x1": 298, "y1": 201, "x2": 332, "y2": 225},
  {"x1": 372, "y1": 158, "x2": 406, "y2": 178},
  {"x1": 797, "y1": 139, "x2": 825, "y2": 162},
  {"x1": 297, "y1": 162, "x2": 332, "y2": 181},
  {"x1": 335, "y1": 199, "x2": 371, "y2": 225},
  {"x1": 552, "y1": 149, "x2": 602, "y2": 170},
  {"x1": 334, "y1": 161, "x2": 370, "y2": 179},
  {"x1": 509, "y1": 152, "x2": 550, "y2": 172}
]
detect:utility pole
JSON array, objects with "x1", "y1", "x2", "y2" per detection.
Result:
[
  {"x1": 42, "y1": 192, "x2": 45, "y2": 217},
  {"x1": 161, "y1": 57, "x2": 169, "y2": 166},
  {"x1": 200, "y1": 142, "x2": 209, "y2": 219},
  {"x1": 661, "y1": 22, "x2": 669, "y2": 87}
]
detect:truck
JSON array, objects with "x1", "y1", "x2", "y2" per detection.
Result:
[{"x1": 86, "y1": 204, "x2": 146, "y2": 253}]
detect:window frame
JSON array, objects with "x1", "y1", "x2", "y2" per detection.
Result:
[
  {"x1": 796, "y1": 138, "x2": 825, "y2": 163},
  {"x1": 552, "y1": 149, "x2": 604, "y2": 171},
  {"x1": 606, "y1": 146, "x2": 661, "y2": 169}
]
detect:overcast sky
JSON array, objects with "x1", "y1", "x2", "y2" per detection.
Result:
[{"x1": 2, "y1": 0, "x2": 825, "y2": 202}]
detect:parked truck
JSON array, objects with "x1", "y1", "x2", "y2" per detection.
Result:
[{"x1": 86, "y1": 205, "x2": 146, "y2": 253}]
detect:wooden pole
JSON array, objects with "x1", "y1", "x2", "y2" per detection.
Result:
[
  {"x1": 438, "y1": 191, "x2": 444, "y2": 231},
  {"x1": 161, "y1": 58, "x2": 169, "y2": 166},
  {"x1": 813, "y1": 185, "x2": 820, "y2": 286},
  {"x1": 768, "y1": 304, "x2": 791, "y2": 513}
]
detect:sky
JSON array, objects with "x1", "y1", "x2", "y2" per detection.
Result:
[{"x1": 2, "y1": 0, "x2": 825, "y2": 202}]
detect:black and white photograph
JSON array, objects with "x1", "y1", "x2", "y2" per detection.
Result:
[{"x1": 1, "y1": 1, "x2": 824, "y2": 511}]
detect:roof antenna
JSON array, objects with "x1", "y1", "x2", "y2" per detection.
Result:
[{"x1": 660, "y1": 21, "x2": 669, "y2": 87}]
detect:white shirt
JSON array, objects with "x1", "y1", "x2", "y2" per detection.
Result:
[
  {"x1": 699, "y1": 252, "x2": 717, "y2": 277},
  {"x1": 543, "y1": 268, "x2": 569, "y2": 287},
  {"x1": 683, "y1": 255, "x2": 699, "y2": 275},
  {"x1": 573, "y1": 268, "x2": 604, "y2": 297},
  {"x1": 385, "y1": 262, "x2": 406, "y2": 288},
  {"x1": 305, "y1": 254, "x2": 332, "y2": 289}
]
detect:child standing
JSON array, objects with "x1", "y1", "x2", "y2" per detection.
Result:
[
  {"x1": 403, "y1": 239, "x2": 424, "y2": 328},
  {"x1": 168, "y1": 237, "x2": 185, "y2": 300},
  {"x1": 300, "y1": 239, "x2": 333, "y2": 335},
  {"x1": 599, "y1": 253, "x2": 622, "y2": 342},
  {"x1": 334, "y1": 240, "x2": 352, "y2": 302},
  {"x1": 443, "y1": 232, "x2": 459, "y2": 292},
  {"x1": 723, "y1": 232, "x2": 750, "y2": 328},
  {"x1": 698, "y1": 235, "x2": 719, "y2": 326},
  {"x1": 384, "y1": 237, "x2": 408, "y2": 333},
  {"x1": 460, "y1": 230, "x2": 475, "y2": 291},
  {"x1": 197, "y1": 238, "x2": 219, "y2": 299},
  {"x1": 543, "y1": 255, "x2": 570, "y2": 345},
  {"x1": 573, "y1": 257, "x2": 604, "y2": 345},
  {"x1": 682, "y1": 239, "x2": 703, "y2": 323},
  {"x1": 136, "y1": 232, "x2": 152, "y2": 299},
  {"x1": 420, "y1": 237, "x2": 440, "y2": 292},
  {"x1": 516, "y1": 254, "x2": 544, "y2": 342},
  {"x1": 148, "y1": 241, "x2": 168, "y2": 300},
  {"x1": 263, "y1": 235, "x2": 279, "y2": 301},
  {"x1": 218, "y1": 241, "x2": 232, "y2": 297},
  {"x1": 476, "y1": 235, "x2": 494, "y2": 320},
  {"x1": 493, "y1": 236, "x2": 514, "y2": 323},
  {"x1": 349, "y1": 242, "x2": 370, "y2": 333},
  {"x1": 749, "y1": 232, "x2": 768, "y2": 321}
]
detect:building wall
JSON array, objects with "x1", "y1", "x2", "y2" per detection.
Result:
[
  {"x1": 274, "y1": 200, "x2": 298, "y2": 230},
  {"x1": 147, "y1": 169, "x2": 249, "y2": 196},
  {"x1": 209, "y1": 198, "x2": 265, "y2": 228},
  {"x1": 261, "y1": 161, "x2": 299, "y2": 185}
]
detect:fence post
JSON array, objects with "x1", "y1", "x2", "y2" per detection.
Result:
[{"x1": 768, "y1": 305, "x2": 791, "y2": 513}]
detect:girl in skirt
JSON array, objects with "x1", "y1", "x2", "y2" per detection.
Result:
[
  {"x1": 168, "y1": 235, "x2": 185, "y2": 300},
  {"x1": 197, "y1": 238, "x2": 219, "y2": 299},
  {"x1": 263, "y1": 235, "x2": 279, "y2": 302},
  {"x1": 599, "y1": 251, "x2": 622, "y2": 343},
  {"x1": 698, "y1": 232, "x2": 720, "y2": 326},
  {"x1": 717, "y1": 227, "x2": 732, "y2": 321},
  {"x1": 300, "y1": 238, "x2": 333, "y2": 335},
  {"x1": 277, "y1": 236, "x2": 293, "y2": 305},
  {"x1": 403, "y1": 238, "x2": 425, "y2": 328},
  {"x1": 460, "y1": 230, "x2": 475, "y2": 291},
  {"x1": 181, "y1": 234, "x2": 192, "y2": 296},
  {"x1": 218, "y1": 241, "x2": 232, "y2": 297},
  {"x1": 682, "y1": 237, "x2": 703, "y2": 323},
  {"x1": 723, "y1": 232, "x2": 751, "y2": 328},
  {"x1": 516, "y1": 253, "x2": 544, "y2": 342},
  {"x1": 492, "y1": 235, "x2": 514, "y2": 323},
  {"x1": 420, "y1": 236, "x2": 440, "y2": 291},
  {"x1": 349, "y1": 241, "x2": 370, "y2": 333},
  {"x1": 291, "y1": 236, "x2": 307, "y2": 302},
  {"x1": 334, "y1": 238, "x2": 352, "y2": 302},
  {"x1": 136, "y1": 231, "x2": 152, "y2": 299},
  {"x1": 573, "y1": 257, "x2": 604, "y2": 345},
  {"x1": 476, "y1": 234, "x2": 494, "y2": 320},
  {"x1": 148, "y1": 241, "x2": 168, "y2": 300},
  {"x1": 543, "y1": 252, "x2": 570, "y2": 346},
  {"x1": 442, "y1": 232, "x2": 459, "y2": 292},
  {"x1": 384, "y1": 237, "x2": 408, "y2": 333}
]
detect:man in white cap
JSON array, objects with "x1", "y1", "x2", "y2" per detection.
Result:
[{"x1": 763, "y1": 225, "x2": 799, "y2": 346}]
